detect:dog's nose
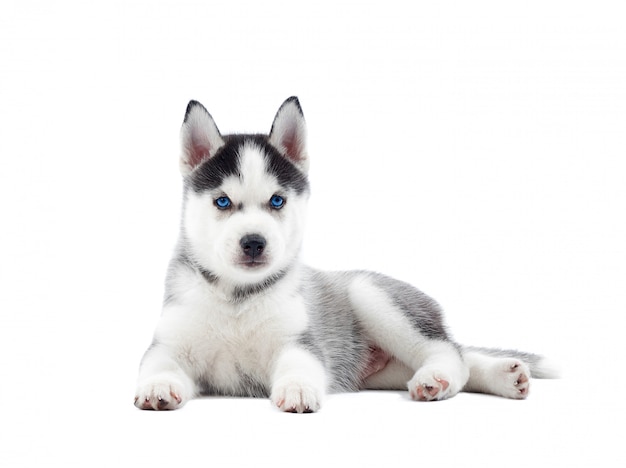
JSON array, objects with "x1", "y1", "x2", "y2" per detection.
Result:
[{"x1": 240, "y1": 234, "x2": 266, "y2": 259}]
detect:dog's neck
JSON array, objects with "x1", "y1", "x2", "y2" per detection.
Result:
[{"x1": 178, "y1": 248, "x2": 293, "y2": 305}]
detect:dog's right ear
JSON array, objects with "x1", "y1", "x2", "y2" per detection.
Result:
[
  {"x1": 269, "y1": 96, "x2": 308, "y2": 173},
  {"x1": 180, "y1": 100, "x2": 225, "y2": 175}
]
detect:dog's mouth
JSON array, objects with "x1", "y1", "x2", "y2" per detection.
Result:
[{"x1": 237, "y1": 258, "x2": 267, "y2": 269}]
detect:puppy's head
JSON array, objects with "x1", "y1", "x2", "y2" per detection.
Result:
[{"x1": 179, "y1": 97, "x2": 310, "y2": 287}]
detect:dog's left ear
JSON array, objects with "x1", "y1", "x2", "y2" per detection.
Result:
[{"x1": 269, "y1": 96, "x2": 309, "y2": 173}]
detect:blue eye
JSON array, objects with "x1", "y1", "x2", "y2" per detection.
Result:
[
  {"x1": 270, "y1": 195, "x2": 285, "y2": 209},
  {"x1": 215, "y1": 196, "x2": 232, "y2": 209}
]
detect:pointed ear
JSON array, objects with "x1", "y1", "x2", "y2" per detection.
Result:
[
  {"x1": 269, "y1": 96, "x2": 309, "y2": 172},
  {"x1": 179, "y1": 100, "x2": 225, "y2": 175}
]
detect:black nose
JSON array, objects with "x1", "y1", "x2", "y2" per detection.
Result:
[{"x1": 240, "y1": 234, "x2": 266, "y2": 259}]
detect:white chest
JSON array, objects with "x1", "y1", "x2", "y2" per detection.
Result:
[{"x1": 155, "y1": 288, "x2": 308, "y2": 393}]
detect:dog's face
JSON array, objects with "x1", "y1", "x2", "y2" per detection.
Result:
[{"x1": 179, "y1": 98, "x2": 310, "y2": 287}]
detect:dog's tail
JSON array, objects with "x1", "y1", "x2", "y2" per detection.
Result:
[{"x1": 462, "y1": 345, "x2": 561, "y2": 379}]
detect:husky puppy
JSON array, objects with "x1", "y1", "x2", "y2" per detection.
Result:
[{"x1": 135, "y1": 97, "x2": 555, "y2": 412}]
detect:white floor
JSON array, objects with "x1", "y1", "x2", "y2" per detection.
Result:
[
  {"x1": 3, "y1": 377, "x2": 619, "y2": 467},
  {"x1": 1, "y1": 1, "x2": 625, "y2": 467}
]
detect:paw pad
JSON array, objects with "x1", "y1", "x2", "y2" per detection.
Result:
[
  {"x1": 499, "y1": 359, "x2": 531, "y2": 399},
  {"x1": 410, "y1": 377, "x2": 451, "y2": 401}
]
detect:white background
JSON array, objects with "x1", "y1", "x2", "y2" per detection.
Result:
[{"x1": 1, "y1": 0, "x2": 624, "y2": 466}]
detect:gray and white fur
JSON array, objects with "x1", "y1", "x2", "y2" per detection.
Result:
[{"x1": 135, "y1": 97, "x2": 557, "y2": 413}]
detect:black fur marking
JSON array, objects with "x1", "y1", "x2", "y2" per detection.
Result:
[
  {"x1": 187, "y1": 136, "x2": 242, "y2": 193},
  {"x1": 186, "y1": 135, "x2": 309, "y2": 195},
  {"x1": 231, "y1": 269, "x2": 288, "y2": 303},
  {"x1": 199, "y1": 268, "x2": 219, "y2": 284},
  {"x1": 166, "y1": 240, "x2": 288, "y2": 304},
  {"x1": 262, "y1": 139, "x2": 309, "y2": 195}
]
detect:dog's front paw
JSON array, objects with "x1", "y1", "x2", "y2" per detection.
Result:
[
  {"x1": 408, "y1": 368, "x2": 457, "y2": 401},
  {"x1": 493, "y1": 359, "x2": 531, "y2": 399},
  {"x1": 134, "y1": 374, "x2": 190, "y2": 410},
  {"x1": 271, "y1": 378, "x2": 323, "y2": 413}
]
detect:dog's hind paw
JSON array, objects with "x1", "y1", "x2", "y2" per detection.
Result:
[
  {"x1": 408, "y1": 366, "x2": 464, "y2": 402},
  {"x1": 493, "y1": 359, "x2": 531, "y2": 399},
  {"x1": 409, "y1": 373, "x2": 451, "y2": 401}
]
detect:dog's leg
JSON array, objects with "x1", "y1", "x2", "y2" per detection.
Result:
[
  {"x1": 462, "y1": 351, "x2": 532, "y2": 399},
  {"x1": 348, "y1": 274, "x2": 469, "y2": 401},
  {"x1": 134, "y1": 343, "x2": 196, "y2": 410},
  {"x1": 270, "y1": 346, "x2": 327, "y2": 413}
]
